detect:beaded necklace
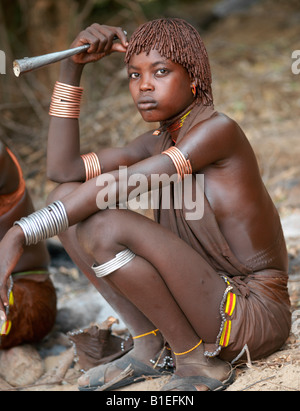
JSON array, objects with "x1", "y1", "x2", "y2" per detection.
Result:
[
  {"x1": 167, "y1": 109, "x2": 192, "y2": 134},
  {"x1": 152, "y1": 103, "x2": 195, "y2": 143}
]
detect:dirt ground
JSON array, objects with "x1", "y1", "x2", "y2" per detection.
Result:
[{"x1": 0, "y1": 0, "x2": 299, "y2": 392}]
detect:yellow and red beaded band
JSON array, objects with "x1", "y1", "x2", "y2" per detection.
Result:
[
  {"x1": 162, "y1": 146, "x2": 192, "y2": 182},
  {"x1": 219, "y1": 292, "x2": 236, "y2": 348},
  {"x1": 0, "y1": 290, "x2": 14, "y2": 337},
  {"x1": 49, "y1": 81, "x2": 84, "y2": 119},
  {"x1": 1, "y1": 320, "x2": 12, "y2": 336},
  {"x1": 81, "y1": 152, "x2": 102, "y2": 182},
  {"x1": 204, "y1": 277, "x2": 237, "y2": 358}
]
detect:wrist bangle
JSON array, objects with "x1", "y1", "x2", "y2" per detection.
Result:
[
  {"x1": 14, "y1": 201, "x2": 69, "y2": 246},
  {"x1": 49, "y1": 81, "x2": 83, "y2": 119},
  {"x1": 81, "y1": 152, "x2": 102, "y2": 181}
]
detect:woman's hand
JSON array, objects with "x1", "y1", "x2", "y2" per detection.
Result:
[
  {"x1": 69, "y1": 24, "x2": 128, "y2": 65},
  {"x1": 58, "y1": 24, "x2": 128, "y2": 84},
  {"x1": 0, "y1": 226, "x2": 25, "y2": 319}
]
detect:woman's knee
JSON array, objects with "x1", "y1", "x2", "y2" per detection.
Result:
[
  {"x1": 76, "y1": 209, "x2": 123, "y2": 256},
  {"x1": 46, "y1": 182, "x2": 81, "y2": 205}
]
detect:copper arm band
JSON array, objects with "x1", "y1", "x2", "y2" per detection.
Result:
[
  {"x1": 162, "y1": 146, "x2": 192, "y2": 181},
  {"x1": 81, "y1": 152, "x2": 102, "y2": 181},
  {"x1": 49, "y1": 81, "x2": 83, "y2": 119}
]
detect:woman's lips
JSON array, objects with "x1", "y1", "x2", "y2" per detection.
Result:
[{"x1": 137, "y1": 98, "x2": 158, "y2": 111}]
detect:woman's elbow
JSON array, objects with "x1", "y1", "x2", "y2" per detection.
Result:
[
  {"x1": 46, "y1": 164, "x2": 82, "y2": 184},
  {"x1": 46, "y1": 170, "x2": 80, "y2": 184},
  {"x1": 47, "y1": 158, "x2": 84, "y2": 183},
  {"x1": 47, "y1": 168, "x2": 67, "y2": 183}
]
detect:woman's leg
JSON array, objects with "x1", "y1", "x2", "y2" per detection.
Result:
[
  {"x1": 76, "y1": 208, "x2": 231, "y2": 388},
  {"x1": 47, "y1": 184, "x2": 165, "y2": 361}
]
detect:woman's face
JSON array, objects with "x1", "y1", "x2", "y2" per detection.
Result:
[{"x1": 128, "y1": 49, "x2": 194, "y2": 123}]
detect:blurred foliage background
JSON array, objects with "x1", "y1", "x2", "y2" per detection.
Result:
[{"x1": 0, "y1": 0, "x2": 299, "y2": 216}]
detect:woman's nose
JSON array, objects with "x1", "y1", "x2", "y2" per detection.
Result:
[{"x1": 140, "y1": 75, "x2": 154, "y2": 92}]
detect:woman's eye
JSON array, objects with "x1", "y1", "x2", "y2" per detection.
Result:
[
  {"x1": 156, "y1": 69, "x2": 168, "y2": 76},
  {"x1": 129, "y1": 73, "x2": 139, "y2": 79}
]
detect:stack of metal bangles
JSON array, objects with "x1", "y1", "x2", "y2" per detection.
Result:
[
  {"x1": 49, "y1": 81, "x2": 83, "y2": 119},
  {"x1": 14, "y1": 201, "x2": 69, "y2": 247},
  {"x1": 81, "y1": 152, "x2": 102, "y2": 181},
  {"x1": 162, "y1": 146, "x2": 192, "y2": 181}
]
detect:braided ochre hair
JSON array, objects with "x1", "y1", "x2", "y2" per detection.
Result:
[{"x1": 125, "y1": 18, "x2": 213, "y2": 106}]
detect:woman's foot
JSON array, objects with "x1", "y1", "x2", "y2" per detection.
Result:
[
  {"x1": 78, "y1": 331, "x2": 166, "y2": 389},
  {"x1": 164, "y1": 343, "x2": 233, "y2": 391}
]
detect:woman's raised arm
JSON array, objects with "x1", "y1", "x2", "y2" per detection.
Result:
[{"x1": 47, "y1": 24, "x2": 128, "y2": 183}]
